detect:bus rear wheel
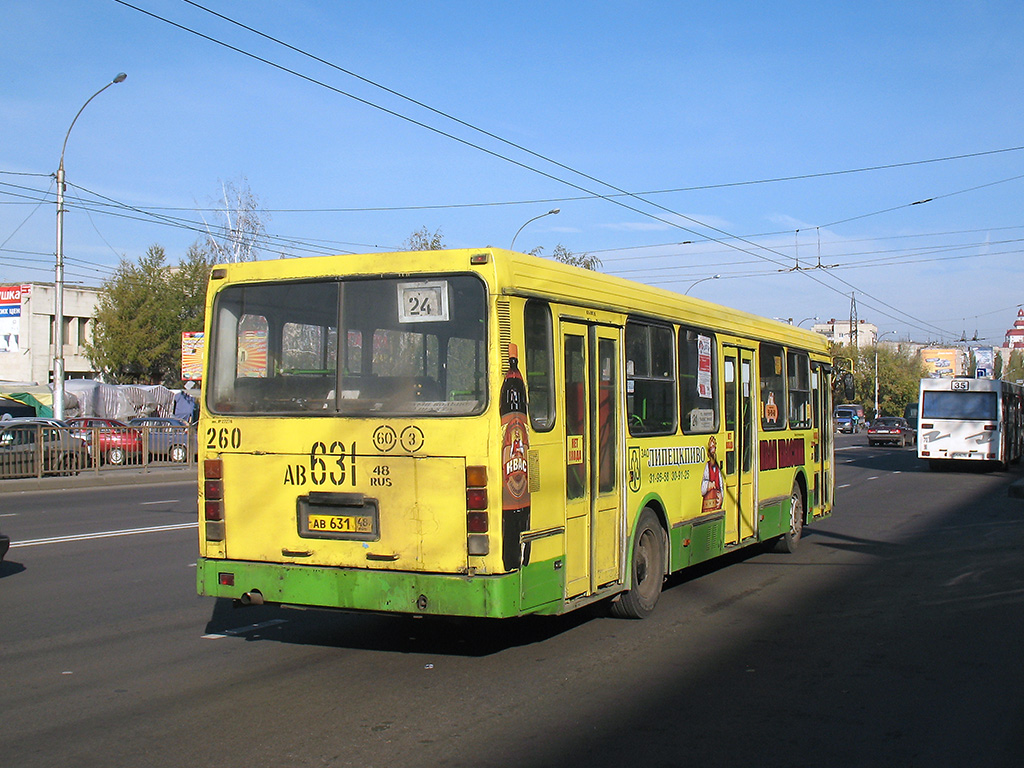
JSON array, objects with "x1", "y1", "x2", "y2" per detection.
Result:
[
  {"x1": 610, "y1": 508, "x2": 665, "y2": 620},
  {"x1": 772, "y1": 482, "x2": 804, "y2": 553}
]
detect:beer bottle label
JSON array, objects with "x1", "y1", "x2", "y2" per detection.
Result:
[{"x1": 501, "y1": 411, "x2": 530, "y2": 509}]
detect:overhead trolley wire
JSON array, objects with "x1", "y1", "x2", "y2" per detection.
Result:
[{"x1": 113, "y1": 1, "x2": 1005, "y2": 341}]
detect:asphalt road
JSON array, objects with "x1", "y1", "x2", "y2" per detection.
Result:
[{"x1": 1, "y1": 436, "x2": 1022, "y2": 767}]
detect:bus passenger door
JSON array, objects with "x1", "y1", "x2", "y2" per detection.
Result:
[
  {"x1": 561, "y1": 322, "x2": 622, "y2": 599},
  {"x1": 810, "y1": 362, "x2": 832, "y2": 517},
  {"x1": 723, "y1": 346, "x2": 757, "y2": 544}
]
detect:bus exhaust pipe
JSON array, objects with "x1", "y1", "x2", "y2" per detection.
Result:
[{"x1": 239, "y1": 590, "x2": 264, "y2": 606}]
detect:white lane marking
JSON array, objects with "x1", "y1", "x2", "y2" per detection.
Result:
[
  {"x1": 0, "y1": 513, "x2": 17, "y2": 518},
  {"x1": 140, "y1": 499, "x2": 179, "y2": 505},
  {"x1": 10, "y1": 522, "x2": 197, "y2": 548},
  {"x1": 838, "y1": 483, "x2": 851, "y2": 488}
]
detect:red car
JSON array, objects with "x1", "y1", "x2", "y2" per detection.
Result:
[{"x1": 67, "y1": 417, "x2": 144, "y2": 465}]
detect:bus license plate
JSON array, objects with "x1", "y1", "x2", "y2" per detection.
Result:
[
  {"x1": 308, "y1": 514, "x2": 374, "y2": 534},
  {"x1": 297, "y1": 493, "x2": 380, "y2": 541}
]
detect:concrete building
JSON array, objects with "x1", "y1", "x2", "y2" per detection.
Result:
[
  {"x1": 811, "y1": 319, "x2": 879, "y2": 348},
  {"x1": 0, "y1": 282, "x2": 101, "y2": 385}
]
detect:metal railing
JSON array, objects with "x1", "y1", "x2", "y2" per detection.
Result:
[{"x1": 0, "y1": 423, "x2": 197, "y2": 480}]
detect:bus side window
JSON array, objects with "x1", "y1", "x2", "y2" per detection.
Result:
[
  {"x1": 626, "y1": 321, "x2": 676, "y2": 436},
  {"x1": 787, "y1": 350, "x2": 811, "y2": 429},
  {"x1": 759, "y1": 343, "x2": 786, "y2": 430},
  {"x1": 678, "y1": 327, "x2": 718, "y2": 434},
  {"x1": 524, "y1": 301, "x2": 555, "y2": 431}
]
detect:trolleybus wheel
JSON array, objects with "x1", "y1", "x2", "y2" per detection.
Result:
[
  {"x1": 610, "y1": 508, "x2": 665, "y2": 619},
  {"x1": 773, "y1": 481, "x2": 804, "y2": 553}
]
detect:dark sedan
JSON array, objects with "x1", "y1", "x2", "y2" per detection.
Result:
[{"x1": 867, "y1": 416, "x2": 916, "y2": 447}]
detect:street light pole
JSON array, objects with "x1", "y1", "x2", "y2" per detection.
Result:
[
  {"x1": 53, "y1": 73, "x2": 126, "y2": 420},
  {"x1": 510, "y1": 208, "x2": 559, "y2": 251}
]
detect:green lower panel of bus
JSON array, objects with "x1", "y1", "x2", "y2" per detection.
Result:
[{"x1": 197, "y1": 556, "x2": 567, "y2": 619}]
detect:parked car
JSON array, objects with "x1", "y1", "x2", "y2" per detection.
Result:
[
  {"x1": 0, "y1": 422, "x2": 91, "y2": 477},
  {"x1": 66, "y1": 417, "x2": 144, "y2": 465},
  {"x1": 867, "y1": 416, "x2": 917, "y2": 447},
  {"x1": 127, "y1": 417, "x2": 195, "y2": 462}
]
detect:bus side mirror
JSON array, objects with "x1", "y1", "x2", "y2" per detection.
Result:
[{"x1": 843, "y1": 372, "x2": 855, "y2": 401}]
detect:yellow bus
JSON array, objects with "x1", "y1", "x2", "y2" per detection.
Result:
[{"x1": 197, "y1": 248, "x2": 837, "y2": 619}]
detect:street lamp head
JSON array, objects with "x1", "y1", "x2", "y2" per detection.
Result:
[
  {"x1": 511, "y1": 208, "x2": 561, "y2": 250},
  {"x1": 685, "y1": 274, "x2": 720, "y2": 295},
  {"x1": 113, "y1": 72, "x2": 127, "y2": 84}
]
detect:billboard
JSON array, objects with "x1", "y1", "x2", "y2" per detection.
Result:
[
  {"x1": 0, "y1": 285, "x2": 28, "y2": 354},
  {"x1": 181, "y1": 332, "x2": 204, "y2": 381},
  {"x1": 922, "y1": 348, "x2": 960, "y2": 378},
  {"x1": 974, "y1": 347, "x2": 994, "y2": 379}
]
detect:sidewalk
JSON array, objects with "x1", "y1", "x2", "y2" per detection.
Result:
[{"x1": 0, "y1": 464, "x2": 198, "y2": 494}]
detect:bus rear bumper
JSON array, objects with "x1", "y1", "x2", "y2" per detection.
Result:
[{"x1": 196, "y1": 557, "x2": 560, "y2": 619}]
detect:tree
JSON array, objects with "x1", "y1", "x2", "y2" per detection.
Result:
[
  {"x1": 168, "y1": 243, "x2": 213, "y2": 334},
  {"x1": 200, "y1": 177, "x2": 269, "y2": 263},
  {"x1": 1005, "y1": 349, "x2": 1024, "y2": 384},
  {"x1": 831, "y1": 342, "x2": 926, "y2": 417},
  {"x1": 403, "y1": 227, "x2": 446, "y2": 251},
  {"x1": 87, "y1": 244, "x2": 212, "y2": 384},
  {"x1": 530, "y1": 243, "x2": 602, "y2": 271}
]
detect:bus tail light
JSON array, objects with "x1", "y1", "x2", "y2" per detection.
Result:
[
  {"x1": 984, "y1": 424, "x2": 996, "y2": 431},
  {"x1": 204, "y1": 458, "x2": 225, "y2": 541},
  {"x1": 466, "y1": 465, "x2": 489, "y2": 556}
]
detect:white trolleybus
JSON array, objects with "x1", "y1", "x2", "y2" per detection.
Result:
[{"x1": 917, "y1": 377, "x2": 1024, "y2": 470}]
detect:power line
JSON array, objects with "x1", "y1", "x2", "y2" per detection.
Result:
[{"x1": 116, "y1": 0, "x2": 952, "y2": 337}]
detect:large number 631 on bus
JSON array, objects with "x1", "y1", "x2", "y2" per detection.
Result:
[{"x1": 197, "y1": 248, "x2": 838, "y2": 619}]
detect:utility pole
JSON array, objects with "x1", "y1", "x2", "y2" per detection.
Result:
[{"x1": 850, "y1": 293, "x2": 859, "y2": 356}]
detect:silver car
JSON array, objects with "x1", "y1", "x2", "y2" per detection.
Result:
[{"x1": 0, "y1": 422, "x2": 91, "y2": 478}]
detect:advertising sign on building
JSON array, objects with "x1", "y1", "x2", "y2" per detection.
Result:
[{"x1": 0, "y1": 285, "x2": 27, "y2": 354}]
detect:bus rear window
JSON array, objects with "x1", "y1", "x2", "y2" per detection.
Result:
[
  {"x1": 208, "y1": 275, "x2": 487, "y2": 416},
  {"x1": 921, "y1": 390, "x2": 998, "y2": 420}
]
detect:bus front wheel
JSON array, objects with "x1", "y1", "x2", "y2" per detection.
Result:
[{"x1": 610, "y1": 508, "x2": 665, "y2": 620}]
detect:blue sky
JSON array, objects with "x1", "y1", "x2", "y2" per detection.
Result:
[{"x1": 2, "y1": 0, "x2": 1023, "y2": 345}]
